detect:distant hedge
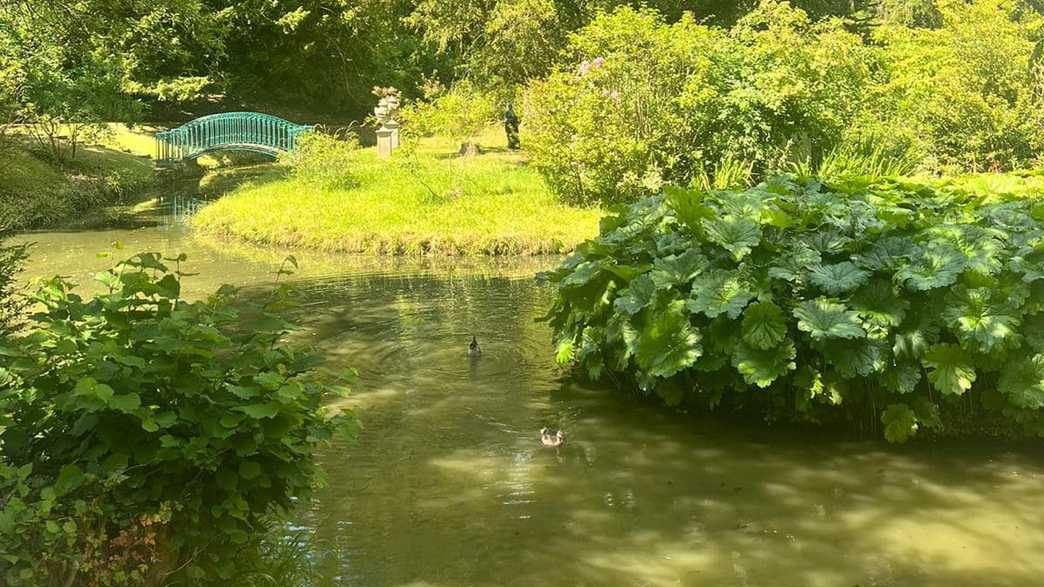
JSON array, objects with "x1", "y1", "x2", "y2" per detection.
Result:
[{"x1": 540, "y1": 176, "x2": 1044, "y2": 441}]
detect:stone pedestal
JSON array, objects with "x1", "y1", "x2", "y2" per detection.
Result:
[
  {"x1": 373, "y1": 87, "x2": 401, "y2": 158},
  {"x1": 377, "y1": 121, "x2": 400, "y2": 158}
]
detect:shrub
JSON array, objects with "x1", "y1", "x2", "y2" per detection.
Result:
[
  {"x1": 400, "y1": 80, "x2": 498, "y2": 151},
  {"x1": 281, "y1": 129, "x2": 359, "y2": 190},
  {"x1": 540, "y1": 177, "x2": 1044, "y2": 442},
  {"x1": 521, "y1": 5, "x2": 872, "y2": 206},
  {"x1": 0, "y1": 233, "x2": 28, "y2": 335},
  {"x1": 864, "y1": 0, "x2": 1044, "y2": 172},
  {"x1": 0, "y1": 254, "x2": 354, "y2": 584}
]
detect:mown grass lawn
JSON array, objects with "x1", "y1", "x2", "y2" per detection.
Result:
[{"x1": 193, "y1": 129, "x2": 604, "y2": 255}]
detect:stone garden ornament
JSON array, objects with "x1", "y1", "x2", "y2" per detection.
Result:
[{"x1": 373, "y1": 86, "x2": 401, "y2": 158}]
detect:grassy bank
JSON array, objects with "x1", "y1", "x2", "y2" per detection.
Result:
[
  {"x1": 193, "y1": 129, "x2": 603, "y2": 255},
  {"x1": 0, "y1": 125, "x2": 157, "y2": 230}
]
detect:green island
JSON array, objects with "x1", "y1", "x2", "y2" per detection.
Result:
[
  {"x1": 4, "y1": 1, "x2": 1044, "y2": 585},
  {"x1": 192, "y1": 130, "x2": 603, "y2": 255}
]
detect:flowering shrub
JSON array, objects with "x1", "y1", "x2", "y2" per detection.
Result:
[{"x1": 541, "y1": 177, "x2": 1044, "y2": 442}]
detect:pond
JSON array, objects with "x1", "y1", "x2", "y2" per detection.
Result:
[{"x1": 15, "y1": 199, "x2": 1044, "y2": 587}]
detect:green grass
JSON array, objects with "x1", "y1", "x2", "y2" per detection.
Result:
[
  {"x1": 0, "y1": 124, "x2": 158, "y2": 230},
  {"x1": 193, "y1": 128, "x2": 603, "y2": 255}
]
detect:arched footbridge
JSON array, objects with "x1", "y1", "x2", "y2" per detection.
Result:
[{"x1": 155, "y1": 112, "x2": 314, "y2": 163}]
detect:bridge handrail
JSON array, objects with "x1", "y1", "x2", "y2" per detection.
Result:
[{"x1": 155, "y1": 112, "x2": 314, "y2": 163}]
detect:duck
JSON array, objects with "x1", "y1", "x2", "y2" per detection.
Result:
[
  {"x1": 468, "y1": 336, "x2": 481, "y2": 358},
  {"x1": 540, "y1": 428, "x2": 565, "y2": 447}
]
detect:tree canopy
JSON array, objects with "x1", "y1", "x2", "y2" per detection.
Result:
[{"x1": 4, "y1": 0, "x2": 1036, "y2": 119}]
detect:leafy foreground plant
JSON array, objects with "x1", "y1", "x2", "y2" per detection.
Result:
[
  {"x1": 0, "y1": 233, "x2": 28, "y2": 336},
  {"x1": 0, "y1": 253, "x2": 354, "y2": 585},
  {"x1": 541, "y1": 176, "x2": 1044, "y2": 442}
]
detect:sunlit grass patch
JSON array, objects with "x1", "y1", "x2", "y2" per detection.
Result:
[
  {"x1": 193, "y1": 130, "x2": 603, "y2": 256},
  {"x1": 0, "y1": 125, "x2": 158, "y2": 229}
]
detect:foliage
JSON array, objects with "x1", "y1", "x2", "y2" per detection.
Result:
[
  {"x1": 0, "y1": 3, "x2": 142, "y2": 163},
  {"x1": 521, "y1": 5, "x2": 873, "y2": 206},
  {"x1": 0, "y1": 233, "x2": 27, "y2": 335},
  {"x1": 0, "y1": 254, "x2": 355, "y2": 584},
  {"x1": 194, "y1": 129, "x2": 602, "y2": 255},
  {"x1": 540, "y1": 176, "x2": 1044, "y2": 442},
  {"x1": 281, "y1": 129, "x2": 360, "y2": 190},
  {"x1": 400, "y1": 80, "x2": 499, "y2": 148},
  {"x1": 863, "y1": 0, "x2": 1044, "y2": 172},
  {"x1": 0, "y1": 140, "x2": 155, "y2": 230}
]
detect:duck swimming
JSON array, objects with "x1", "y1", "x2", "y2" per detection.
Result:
[
  {"x1": 540, "y1": 428, "x2": 565, "y2": 447},
  {"x1": 468, "y1": 336, "x2": 481, "y2": 358}
]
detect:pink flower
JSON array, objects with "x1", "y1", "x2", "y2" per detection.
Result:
[
  {"x1": 578, "y1": 60, "x2": 592, "y2": 76},
  {"x1": 592, "y1": 56, "x2": 605, "y2": 69}
]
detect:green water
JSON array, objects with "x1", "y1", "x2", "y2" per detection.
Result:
[{"x1": 15, "y1": 203, "x2": 1044, "y2": 587}]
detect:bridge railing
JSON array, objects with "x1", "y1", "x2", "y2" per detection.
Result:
[{"x1": 155, "y1": 112, "x2": 314, "y2": 163}]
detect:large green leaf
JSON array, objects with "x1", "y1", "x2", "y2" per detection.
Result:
[
  {"x1": 922, "y1": 344, "x2": 977, "y2": 395},
  {"x1": 72, "y1": 377, "x2": 115, "y2": 411},
  {"x1": 825, "y1": 339, "x2": 887, "y2": 378},
  {"x1": 880, "y1": 361, "x2": 922, "y2": 394},
  {"x1": 664, "y1": 186, "x2": 714, "y2": 232},
  {"x1": 109, "y1": 392, "x2": 141, "y2": 414},
  {"x1": 850, "y1": 279, "x2": 909, "y2": 330},
  {"x1": 793, "y1": 298, "x2": 865, "y2": 340},
  {"x1": 1009, "y1": 245, "x2": 1044, "y2": 283},
  {"x1": 649, "y1": 249, "x2": 706, "y2": 289},
  {"x1": 942, "y1": 288, "x2": 1020, "y2": 352},
  {"x1": 702, "y1": 215, "x2": 761, "y2": 261},
  {"x1": 235, "y1": 403, "x2": 281, "y2": 419},
  {"x1": 998, "y1": 355, "x2": 1044, "y2": 409},
  {"x1": 1023, "y1": 313, "x2": 1044, "y2": 351},
  {"x1": 613, "y1": 274, "x2": 657, "y2": 316},
  {"x1": 892, "y1": 312, "x2": 940, "y2": 360},
  {"x1": 853, "y1": 237, "x2": 914, "y2": 271},
  {"x1": 808, "y1": 262, "x2": 870, "y2": 295},
  {"x1": 631, "y1": 300, "x2": 702, "y2": 378},
  {"x1": 881, "y1": 403, "x2": 918, "y2": 443},
  {"x1": 896, "y1": 242, "x2": 965, "y2": 291},
  {"x1": 732, "y1": 339, "x2": 796, "y2": 388},
  {"x1": 740, "y1": 302, "x2": 788, "y2": 350},
  {"x1": 687, "y1": 271, "x2": 754, "y2": 319},
  {"x1": 768, "y1": 243, "x2": 821, "y2": 282}
]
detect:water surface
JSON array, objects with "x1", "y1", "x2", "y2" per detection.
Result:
[{"x1": 16, "y1": 201, "x2": 1044, "y2": 587}]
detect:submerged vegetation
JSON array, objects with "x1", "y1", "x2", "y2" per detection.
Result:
[
  {"x1": 193, "y1": 130, "x2": 602, "y2": 255},
  {"x1": 0, "y1": 254, "x2": 354, "y2": 585},
  {"x1": 542, "y1": 176, "x2": 1044, "y2": 442}
]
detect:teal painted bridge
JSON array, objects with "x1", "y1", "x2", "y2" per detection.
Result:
[{"x1": 155, "y1": 112, "x2": 313, "y2": 163}]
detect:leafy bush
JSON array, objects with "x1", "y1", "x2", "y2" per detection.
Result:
[
  {"x1": 864, "y1": 0, "x2": 1044, "y2": 172},
  {"x1": 521, "y1": 5, "x2": 872, "y2": 206},
  {"x1": 400, "y1": 80, "x2": 498, "y2": 150},
  {"x1": 281, "y1": 129, "x2": 360, "y2": 190},
  {"x1": 0, "y1": 233, "x2": 27, "y2": 335},
  {"x1": 541, "y1": 177, "x2": 1044, "y2": 442},
  {"x1": 0, "y1": 254, "x2": 354, "y2": 585}
]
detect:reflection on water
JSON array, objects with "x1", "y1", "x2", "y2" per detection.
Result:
[
  {"x1": 15, "y1": 204, "x2": 1044, "y2": 587},
  {"x1": 167, "y1": 194, "x2": 210, "y2": 224}
]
